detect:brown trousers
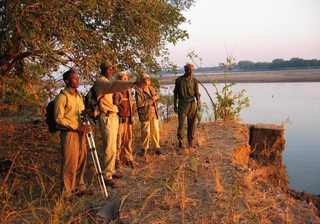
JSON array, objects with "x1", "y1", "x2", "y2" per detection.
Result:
[
  {"x1": 60, "y1": 131, "x2": 87, "y2": 198},
  {"x1": 117, "y1": 122, "x2": 134, "y2": 162}
]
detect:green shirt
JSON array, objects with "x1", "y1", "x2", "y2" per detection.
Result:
[{"x1": 174, "y1": 74, "x2": 199, "y2": 101}]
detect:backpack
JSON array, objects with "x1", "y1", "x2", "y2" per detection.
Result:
[
  {"x1": 45, "y1": 91, "x2": 67, "y2": 133},
  {"x1": 84, "y1": 86, "x2": 102, "y2": 121}
]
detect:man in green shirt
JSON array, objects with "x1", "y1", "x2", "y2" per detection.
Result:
[{"x1": 173, "y1": 63, "x2": 200, "y2": 149}]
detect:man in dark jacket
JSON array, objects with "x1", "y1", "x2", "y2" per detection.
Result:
[{"x1": 173, "y1": 63, "x2": 200, "y2": 148}]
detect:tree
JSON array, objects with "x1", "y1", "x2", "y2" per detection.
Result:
[
  {"x1": 270, "y1": 58, "x2": 285, "y2": 69},
  {"x1": 0, "y1": 0, "x2": 194, "y2": 112},
  {"x1": 289, "y1": 57, "x2": 305, "y2": 67},
  {"x1": 238, "y1": 60, "x2": 254, "y2": 69}
]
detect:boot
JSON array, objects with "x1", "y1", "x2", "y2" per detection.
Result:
[
  {"x1": 137, "y1": 148, "x2": 146, "y2": 157},
  {"x1": 115, "y1": 159, "x2": 122, "y2": 169},
  {"x1": 155, "y1": 148, "x2": 162, "y2": 155},
  {"x1": 188, "y1": 138, "x2": 194, "y2": 148},
  {"x1": 124, "y1": 160, "x2": 136, "y2": 169},
  {"x1": 178, "y1": 139, "x2": 184, "y2": 148}
]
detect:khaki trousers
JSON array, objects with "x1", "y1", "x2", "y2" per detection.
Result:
[
  {"x1": 117, "y1": 122, "x2": 134, "y2": 162},
  {"x1": 98, "y1": 113, "x2": 119, "y2": 180},
  {"x1": 141, "y1": 117, "x2": 160, "y2": 150},
  {"x1": 60, "y1": 131, "x2": 87, "y2": 198}
]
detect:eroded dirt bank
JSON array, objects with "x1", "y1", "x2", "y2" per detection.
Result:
[{"x1": 0, "y1": 118, "x2": 319, "y2": 223}]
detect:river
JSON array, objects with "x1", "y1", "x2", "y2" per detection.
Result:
[{"x1": 162, "y1": 82, "x2": 320, "y2": 195}]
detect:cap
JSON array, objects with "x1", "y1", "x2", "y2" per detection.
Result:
[
  {"x1": 117, "y1": 71, "x2": 129, "y2": 78},
  {"x1": 100, "y1": 60, "x2": 117, "y2": 70},
  {"x1": 142, "y1": 73, "x2": 151, "y2": 79},
  {"x1": 184, "y1": 63, "x2": 194, "y2": 70}
]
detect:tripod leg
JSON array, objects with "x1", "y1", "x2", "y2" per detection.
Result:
[
  {"x1": 92, "y1": 149, "x2": 108, "y2": 198},
  {"x1": 86, "y1": 130, "x2": 108, "y2": 199}
]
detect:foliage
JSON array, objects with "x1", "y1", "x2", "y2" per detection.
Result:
[
  {"x1": 213, "y1": 56, "x2": 250, "y2": 121},
  {"x1": 213, "y1": 82, "x2": 250, "y2": 121},
  {"x1": 237, "y1": 57, "x2": 320, "y2": 70},
  {"x1": 158, "y1": 90, "x2": 175, "y2": 120},
  {"x1": 0, "y1": 65, "x2": 52, "y2": 116},
  {"x1": 161, "y1": 56, "x2": 320, "y2": 76},
  {"x1": 0, "y1": 0, "x2": 195, "y2": 113}
]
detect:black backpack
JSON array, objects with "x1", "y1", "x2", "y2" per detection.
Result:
[
  {"x1": 45, "y1": 91, "x2": 67, "y2": 133},
  {"x1": 84, "y1": 86, "x2": 102, "y2": 121}
]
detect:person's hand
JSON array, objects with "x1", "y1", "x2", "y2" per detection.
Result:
[
  {"x1": 77, "y1": 125, "x2": 91, "y2": 133},
  {"x1": 174, "y1": 105, "x2": 178, "y2": 113},
  {"x1": 197, "y1": 100, "x2": 201, "y2": 108},
  {"x1": 152, "y1": 95, "x2": 159, "y2": 101},
  {"x1": 131, "y1": 117, "x2": 136, "y2": 126}
]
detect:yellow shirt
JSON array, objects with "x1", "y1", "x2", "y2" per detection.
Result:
[
  {"x1": 54, "y1": 88, "x2": 84, "y2": 131},
  {"x1": 94, "y1": 76, "x2": 134, "y2": 114}
]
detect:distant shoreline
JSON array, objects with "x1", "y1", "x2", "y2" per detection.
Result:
[{"x1": 158, "y1": 69, "x2": 320, "y2": 85}]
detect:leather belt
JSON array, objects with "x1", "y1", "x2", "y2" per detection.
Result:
[
  {"x1": 119, "y1": 117, "x2": 130, "y2": 124},
  {"x1": 102, "y1": 111, "x2": 116, "y2": 117},
  {"x1": 181, "y1": 98, "x2": 195, "y2": 103}
]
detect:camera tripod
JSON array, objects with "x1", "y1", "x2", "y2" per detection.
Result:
[{"x1": 81, "y1": 113, "x2": 108, "y2": 199}]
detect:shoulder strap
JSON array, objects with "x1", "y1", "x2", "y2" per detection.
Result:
[
  {"x1": 149, "y1": 87, "x2": 155, "y2": 97},
  {"x1": 92, "y1": 86, "x2": 104, "y2": 102},
  {"x1": 115, "y1": 91, "x2": 128, "y2": 106},
  {"x1": 59, "y1": 90, "x2": 68, "y2": 108}
]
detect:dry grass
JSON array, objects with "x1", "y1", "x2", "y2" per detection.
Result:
[{"x1": 0, "y1": 117, "x2": 319, "y2": 223}]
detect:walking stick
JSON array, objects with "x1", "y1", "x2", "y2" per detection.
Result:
[{"x1": 81, "y1": 112, "x2": 108, "y2": 199}]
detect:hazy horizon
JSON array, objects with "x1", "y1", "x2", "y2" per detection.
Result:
[{"x1": 167, "y1": 0, "x2": 320, "y2": 67}]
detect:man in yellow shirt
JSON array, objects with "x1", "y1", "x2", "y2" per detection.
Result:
[
  {"x1": 94, "y1": 62, "x2": 135, "y2": 187},
  {"x1": 54, "y1": 69, "x2": 91, "y2": 200}
]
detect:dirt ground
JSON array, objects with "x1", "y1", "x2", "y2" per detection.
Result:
[{"x1": 0, "y1": 117, "x2": 319, "y2": 223}]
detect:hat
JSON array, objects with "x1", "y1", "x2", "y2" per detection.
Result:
[
  {"x1": 142, "y1": 73, "x2": 151, "y2": 79},
  {"x1": 184, "y1": 63, "x2": 194, "y2": 70},
  {"x1": 117, "y1": 71, "x2": 129, "y2": 78},
  {"x1": 100, "y1": 60, "x2": 117, "y2": 70}
]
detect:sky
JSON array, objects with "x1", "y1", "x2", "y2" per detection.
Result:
[{"x1": 167, "y1": 0, "x2": 320, "y2": 67}]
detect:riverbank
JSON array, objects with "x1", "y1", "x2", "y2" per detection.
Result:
[
  {"x1": 159, "y1": 69, "x2": 320, "y2": 84},
  {"x1": 0, "y1": 118, "x2": 319, "y2": 223}
]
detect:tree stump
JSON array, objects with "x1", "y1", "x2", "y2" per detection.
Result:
[
  {"x1": 249, "y1": 124, "x2": 285, "y2": 165},
  {"x1": 248, "y1": 124, "x2": 288, "y2": 189}
]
